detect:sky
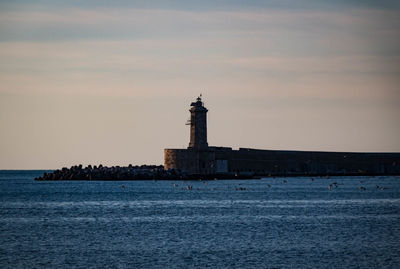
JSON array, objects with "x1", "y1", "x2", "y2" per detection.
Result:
[{"x1": 0, "y1": 0, "x2": 399, "y2": 169}]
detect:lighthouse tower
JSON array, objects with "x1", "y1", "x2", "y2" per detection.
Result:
[{"x1": 188, "y1": 95, "x2": 208, "y2": 149}]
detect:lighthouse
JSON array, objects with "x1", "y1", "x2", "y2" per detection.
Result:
[{"x1": 188, "y1": 95, "x2": 208, "y2": 149}]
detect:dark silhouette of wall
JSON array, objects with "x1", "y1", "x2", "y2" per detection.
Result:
[{"x1": 164, "y1": 147, "x2": 400, "y2": 176}]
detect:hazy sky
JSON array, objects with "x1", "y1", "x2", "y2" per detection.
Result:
[{"x1": 1, "y1": 0, "x2": 399, "y2": 169}]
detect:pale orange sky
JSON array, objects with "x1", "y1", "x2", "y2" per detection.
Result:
[{"x1": 0, "y1": 1, "x2": 399, "y2": 169}]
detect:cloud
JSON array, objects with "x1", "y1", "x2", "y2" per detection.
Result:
[
  {"x1": 0, "y1": 35, "x2": 398, "y2": 99},
  {"x1": 0, "y1": 6, "x2": 399, "y2": 52}
]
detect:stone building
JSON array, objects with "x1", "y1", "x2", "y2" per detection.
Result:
[
  {"x1": 164, "y1": 96, "x2": 216, "y2": 174},
  {"x1": 164, "y1": 97, "x2": 400, "y2": 176}
]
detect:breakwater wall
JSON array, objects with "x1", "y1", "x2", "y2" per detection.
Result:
[
  {"x1": 165, "y1": 147, "x2": 400, "y2": 176},
  {"x1": 34, "y1": 164, "x2": 252, "y2": 181},
  {"x1": 35, "y1": 165, "x2": 176, "y2": 181}
]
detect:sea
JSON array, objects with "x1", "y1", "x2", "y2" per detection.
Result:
[{"x1": 1, "y1": 170, "x2": 399, "y2": 268}]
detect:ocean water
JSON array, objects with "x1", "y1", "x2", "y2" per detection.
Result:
[{"x1": 1, "y1": 171, "x2": 400, "y2": 268}]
